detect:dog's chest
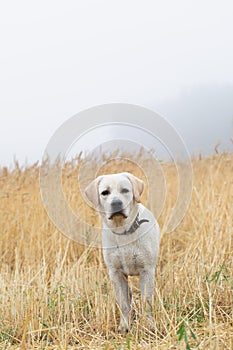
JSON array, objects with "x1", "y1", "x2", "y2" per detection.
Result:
[{"x1": 105, "y1": 243, "x2": 148, "y2": 276}]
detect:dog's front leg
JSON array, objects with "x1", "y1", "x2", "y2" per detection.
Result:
[
  {"x1": 110, "y1": 270, "x2": 131, "y2": 332},
  {"x1": 139, "y1": 268, "x2": 155, "y2": 321}
]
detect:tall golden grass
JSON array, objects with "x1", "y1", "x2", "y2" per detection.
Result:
[{"x1": 0, "y1": 151, "x2": 232, "y2": 349}]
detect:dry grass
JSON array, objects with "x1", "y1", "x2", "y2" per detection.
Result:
[{"x1": 0, "y1": 151, "x2": 232, "y2": 349}]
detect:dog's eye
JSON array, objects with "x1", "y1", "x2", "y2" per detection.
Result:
[
  {"x1": 121, "y1": 188, "x2": 129, "y2": 194},
  {"x1": 101, "y1": 190, "x2": 110, "y2": 196}
]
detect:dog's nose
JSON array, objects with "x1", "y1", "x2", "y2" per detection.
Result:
[{"x1": 111, "y1": 198, "x2": 123, "y2": 212}]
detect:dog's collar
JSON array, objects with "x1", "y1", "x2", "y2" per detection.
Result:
[{"x1": 112, "y1": 213, "x2": 149, "y2": 236}]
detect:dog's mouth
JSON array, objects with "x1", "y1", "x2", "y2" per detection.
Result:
[{"x1": 109, "y1": 211, "x2": 128, "y2": 220}]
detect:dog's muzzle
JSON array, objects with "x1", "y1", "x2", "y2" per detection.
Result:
[
  {"x1": 109, "y1": 198, "x2": 127, "y2": 220},
  {"x1": 111, "y1": 198, "x2": 123, "y2": 211}
]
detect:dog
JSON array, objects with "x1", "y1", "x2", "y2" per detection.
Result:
[{"x1": 85, "y1": 172, "x2": 160, "y2": 331}]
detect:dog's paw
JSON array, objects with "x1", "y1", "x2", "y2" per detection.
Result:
[
  {"x1": 118, "y1": 324, "x2": 129, "y2": 333},
  {"x1": 118, "y1": 319, "x2": 130, "y2": 333},
  {"x1": 143, "y1": 314, "x2": 156, "y2": 332}
]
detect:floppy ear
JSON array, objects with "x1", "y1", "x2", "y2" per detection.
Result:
[
  {"x1": 122, "y1": 172, "x2": 144, "y2": 203},
  {"x1": 84, "y1": 176, "x2": 103, "y2": 208}
]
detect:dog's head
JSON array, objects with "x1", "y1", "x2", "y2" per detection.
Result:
[{"x1": 85, "y1": 172, "x2": 144, "y2": 230}]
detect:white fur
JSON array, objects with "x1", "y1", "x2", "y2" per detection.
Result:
[{"x1": 85, "y1": 172, "x2": 160, "y2": 331}]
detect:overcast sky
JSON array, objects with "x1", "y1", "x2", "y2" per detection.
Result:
[{"x1": 0, "y1": 0, "x2": 233, "y2": 166}]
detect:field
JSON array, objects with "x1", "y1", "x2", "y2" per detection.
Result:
[{"x1": 0, "y1": 151, "x2": 232, "y2": 349}]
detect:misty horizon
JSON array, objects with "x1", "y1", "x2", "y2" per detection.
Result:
[{"x1": 0, "y1": 1, "x2": 233, "y2": 166}]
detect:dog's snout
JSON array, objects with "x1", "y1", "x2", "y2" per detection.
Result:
[{"x1": 111, "y1": 198, "x2": 123, "y2": 212}]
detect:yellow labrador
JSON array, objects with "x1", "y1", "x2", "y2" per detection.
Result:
[{"x1": 85, "y1": 172, "x2": 160, "y2": 331}]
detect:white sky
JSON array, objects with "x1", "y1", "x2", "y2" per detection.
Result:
[{"x1": 0, "y1": 0, "x2": 233, "y2": 166}]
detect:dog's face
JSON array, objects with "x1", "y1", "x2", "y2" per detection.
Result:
[{"x1": 85, "y1": 172, "x2": 144, "y2": 230}]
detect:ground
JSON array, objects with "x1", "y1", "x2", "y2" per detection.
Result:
[{"x1": 0, "y1": 151, "x2": 232, "y2": 349}]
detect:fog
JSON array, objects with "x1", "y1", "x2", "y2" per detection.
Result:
[
  {"x1": 157, "y1": 84, "x2": 233, "y2": 155},
  {"x1": 0, "y1": 1, "x2": 232, "y2": 166}
]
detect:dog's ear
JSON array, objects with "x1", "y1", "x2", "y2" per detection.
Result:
[
  {"x1": 122, "y1": 172, "x2": 144, "y2": 203},
  {"x1": 85, "y1": 176, "x2": 103, "y2": 208}
]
